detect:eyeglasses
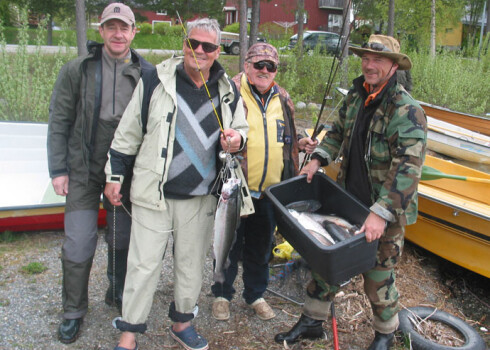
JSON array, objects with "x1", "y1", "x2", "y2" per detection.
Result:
[
  {"x1": 252, "y1": 61, "x2": 277, "y2": 73},
  {"x1": 185, "y1": 38, "x2": 220, "y2": 53},
  {"x1": 362, "y1": 42, "x2": 392, "y2": 52}
]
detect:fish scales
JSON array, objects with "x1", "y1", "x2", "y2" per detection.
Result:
[
  {"x1": 213, "y1": 177, "x2": 241, "y2": 283},
  {"x1": 289, "y1": 209, "x2": 336, "y2": 246}
]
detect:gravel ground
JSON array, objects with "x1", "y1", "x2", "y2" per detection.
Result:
[{"x1": 1, "y1": 227, "x2": 489, "y2": 350}]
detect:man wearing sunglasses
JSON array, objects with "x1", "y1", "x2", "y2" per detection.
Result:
[
  {"x1": 211, "y1": 43, "x2": 317, "y2": 323},
  {"x1": 105, "y1": 18, "x2": 247, "y2": 350},
  {"x1": 275, "y1": 35, "x2": 427, "y2": 350}
]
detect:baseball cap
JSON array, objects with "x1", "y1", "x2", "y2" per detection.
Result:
[
  {"x1": 245, "y1": 43, "x2": 279, "y2": 65},
  {"x1": 100, "y1": 3, "x2": 135, "y2": 26}
]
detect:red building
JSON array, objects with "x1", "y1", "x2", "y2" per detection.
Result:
[{"x1": 223, "y1": 0, "x2": 344, "y2": 34}]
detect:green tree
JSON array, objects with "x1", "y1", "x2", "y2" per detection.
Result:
[
  {"x1": 353, "y1": 0, "x2": 466, "y2": 51},
  {"x1": 12, "y1": 0, "x2": 72, "y2": 44},
  {"x1": 140, "y1": 0, "x2": 225, "y2": 23}
]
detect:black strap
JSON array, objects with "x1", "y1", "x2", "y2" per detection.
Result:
[{"x1": 140, "y1": 67, "x2": 160, "y2": 133}]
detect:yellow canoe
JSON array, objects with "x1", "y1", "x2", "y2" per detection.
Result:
[
  {"x1": 406, "y1": 155, "x2": 490, "y2": 278},
  {"x1": 305, "y1": 126, "x2": 489, "y2": 278}
]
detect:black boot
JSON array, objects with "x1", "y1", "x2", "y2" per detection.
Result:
[
  {"x1": 367, "y1": 331, "x2": 395, "y2": 350},
  {"x1": 58, "y1": 318, "x2": 82, "y2": 344},
  {"x1": 274, "y1": 314, "x2": 324, "y2": 344},
  {"x1": 105, "y1": 248, "x2": 128, "y2": 313}
]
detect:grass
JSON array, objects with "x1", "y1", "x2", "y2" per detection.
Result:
[
  {"x1": 20, "y1": 261, "x2": 48, "y2": 274},
  {"x1": 0, "y1": 231, "x2": 28, "y2": 243}
]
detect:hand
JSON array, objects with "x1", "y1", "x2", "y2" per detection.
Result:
[
  {"x1": 299, "y1": 158, "x2": 321, "y2": 183},
  {"x1": 52, "y1": 175, "x2": 69, "y2": 196},
  {"x1": 355, "y1": 212, "x2": 386, "y2": 243},
  {"x1": 104, "y1": 183, "x2": 123, "y2": 206},
  {"x1": 220, "y1": 129, "x2": 241, "y2": 153},
  {"x1": 299, "y1": 137, "x2": 318, "y2": 154}
]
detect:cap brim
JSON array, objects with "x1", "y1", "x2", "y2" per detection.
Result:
[
  {"x1": 101, "y1": 16, "x2": 133, "y2": 26},
  {"x1": 349, "y1": 46, "x2": 412, "y2": 70},
  {"x1": 246, "y1": 55, "x2": 279, "y2": 64}
]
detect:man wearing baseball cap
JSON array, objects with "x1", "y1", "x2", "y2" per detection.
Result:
[
  {"x1": 210, "y1": 43, "x2": 317, "y2": 322},
  {"x1": 275, "y1": 34, "x2": 427, "y2": 349},
  {"x1": 48, "y1": 2, "x2": 152, "y2": 344}
]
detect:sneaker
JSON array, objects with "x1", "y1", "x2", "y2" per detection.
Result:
[
  {"x1": 212, "y1": 297, "x2": 230, "y2": 321},
  {"x1": 170, "y1": 325, "x2": 209, "y2": 350},
  {"x1": 250, "y1": 298, "x2": 276, "y2": 320}
]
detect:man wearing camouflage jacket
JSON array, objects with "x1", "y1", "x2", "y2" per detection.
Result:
[{"x1": 274, "y1": 35, "x2": 427, "y2": 350}]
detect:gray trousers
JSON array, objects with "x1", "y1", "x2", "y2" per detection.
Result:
[{"x1": 61, "y1": 177, "x2": 131, "y2": 319}]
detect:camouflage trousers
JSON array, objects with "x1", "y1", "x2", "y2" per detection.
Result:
[{"x1": 306, "y1": 222, "x2": 405, "y2": 323}]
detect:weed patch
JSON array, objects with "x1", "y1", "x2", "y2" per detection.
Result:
[
  {"x1": 21, "y1": 262, "x2": 47, "y2": 274},
  {"x1": 0, "y1": 231, "x2": 27, "y2": 243}
]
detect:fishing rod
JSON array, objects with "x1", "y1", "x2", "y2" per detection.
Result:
[
  {"x1": 176, "y1": 11, "x2": 224, "y2": 133},
  {"x1": 300, "y1": 0, "x2": 353, "y2": 169}
]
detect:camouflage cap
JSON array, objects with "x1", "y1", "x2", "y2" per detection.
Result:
[
  {"x1": 100, "y1": 3, "x2": 135, "y2": 26},
  {"x1": 245, "y1": 43, "x2": 279, "y2": 64}
]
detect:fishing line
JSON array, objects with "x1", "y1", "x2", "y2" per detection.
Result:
[
  {"x1": 118, "y1": 201, "x2": 174, "y2": 234},
  {"x1": 112, "y1": 205, "x2": 116, "y2": 307},
  {"x1": 176, "y1": 11, "x2": 224, "y2": 133},
  {"x1": 300, "y1": 0, "x2": 353, "y2": 170}
]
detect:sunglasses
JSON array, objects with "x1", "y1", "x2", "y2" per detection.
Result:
[
  {"x1": 185, "y1": 38, "x2": 219, "y2": 53},
  {"x1": 362, "y1": 42, "x2": 392, "y2": 52},
  {"x1": 252, "y1": 60, "x2": 277, "y2": 73}
]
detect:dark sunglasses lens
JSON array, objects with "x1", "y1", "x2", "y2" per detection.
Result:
[
  {"x1": 362, "y1": 42, "x2": 390, "y2": 52},
  {"x1": 186, "y1": 38, "x2": 218, "y2": 53},
  {"x1": 253, "y1": 61, "x2": 277, "y2": 72},
  {"x1": 201, "y1": 42, "x2": 219, "y2": 53}
]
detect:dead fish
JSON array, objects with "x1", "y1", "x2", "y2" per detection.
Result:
[
  {"x1": 213, "y1": 177, "x2": 241, "y2": 283},
  {"x1": 286, "y1": 199, "x2": 322, "y2": 213},
  {"x1": 289, "y1": 209, "x2": 335, "y2": 246},
  {"x1": 323, "y1": 222, "x2": 352, "y2": 241},
  {"x1": 303, "y1": 212, "x2": 356, "y2": 231}
]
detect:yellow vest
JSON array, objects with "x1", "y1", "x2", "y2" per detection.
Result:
[{"x1": 240, "y1": 74, "x2": 285, "y2": 193}]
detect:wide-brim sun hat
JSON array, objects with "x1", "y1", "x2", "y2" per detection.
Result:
[{"x1": 349, "y1": 34, "x2": 412, "y2": 70}]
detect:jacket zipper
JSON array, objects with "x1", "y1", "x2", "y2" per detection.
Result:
[{"x1": 112, "y1": 61, "x2": 117, "y2": 115}]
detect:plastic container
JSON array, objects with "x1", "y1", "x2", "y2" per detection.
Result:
[{"x1": 265, "y1": 173, "x2": 378, "y2": 285}]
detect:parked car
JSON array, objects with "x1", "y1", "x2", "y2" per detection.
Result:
[
  {"x1": 287, "y1": 30, "x2": 340, "y2": 53},
  {"x1": 287, "y1": 30, "x2": 359, "y2": 56},
  {"x1": 324, "y1": 37, "x2": 361, "y2": 55},
  {"x1": 221, "y1": 31, "x2": 267, "y2": 55}
]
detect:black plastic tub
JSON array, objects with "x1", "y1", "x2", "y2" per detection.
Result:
[{"x1": 265, "y1": 173, "x2": 378, "y2": 285}]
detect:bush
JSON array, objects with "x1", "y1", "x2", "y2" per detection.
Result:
[
  {"x1": 154, "y1": 22, "x2": 170, "y2": 36},
  {"x1": 0, "y1": 11, "x2": 72, "y2": 122},
  {"x1": 223, "y1": 22, "x2": 249, "y2": 34},
  {"x1": 138, "y1": 22, "x2": 152, "y2": 35},
  {"x1": 167, "y1": 25, "x2": 184, "y2": 37},
  {"x1": 259, "y1": 22, "x2": 293, "y2": 41}
]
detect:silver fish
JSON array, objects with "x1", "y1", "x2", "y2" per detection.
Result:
[
  {"x1": 289, "y1": 209, "x2": 336, "y2": 246},
  {"x1": 213, "y1": 177, "x2": 241, "y2": 283},
  {"x1": 303, "y1": 212, "x2": 356, "y2": 231},
  {"x1": 286, "y1": 199, "x2": 322, "y2": 213}
]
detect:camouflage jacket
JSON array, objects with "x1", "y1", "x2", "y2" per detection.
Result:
[{"x1": 314, "y1": 75, "x2": 427, "y2": 226}]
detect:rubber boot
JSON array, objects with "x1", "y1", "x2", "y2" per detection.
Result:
[
  {"x1": 367, "y1": 331, "x2": 395, "y2": 350},
  {"x1": 274, "y1": 314, "x2": 324, "y2": 344},
  {"x1": 59, "y1": 256, "x2": 93, "y2": 343},
  {"x1": 105, "y1": 248, "x2": 128, "y2": 313}
]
